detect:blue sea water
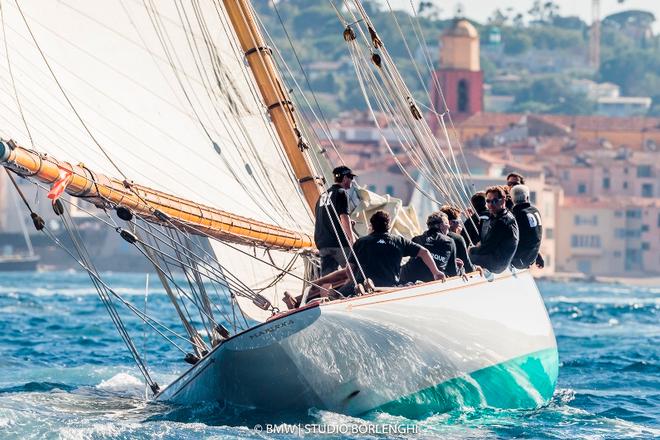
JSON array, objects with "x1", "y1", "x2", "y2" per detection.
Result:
[{"x1": 0, "y1": 272, "x2": 658, "y2": 439}]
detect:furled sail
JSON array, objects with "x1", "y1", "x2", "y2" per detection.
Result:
[{"x1": 0, "y1": 1, "x2": 323, "y2": 321}]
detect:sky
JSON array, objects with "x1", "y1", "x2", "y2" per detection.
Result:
[{"x1": 389, "y1": 0, "x2": 660, "y2": 31}]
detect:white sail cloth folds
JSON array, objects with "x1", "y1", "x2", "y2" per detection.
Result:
[
  {"x1": 350, "y1": 187, "x2": 421, "y2": 239},
  {"x1": 0, "y1": 1, "x2": 313, "y2": 321}
]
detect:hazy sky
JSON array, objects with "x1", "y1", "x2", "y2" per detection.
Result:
[{"x1": 389, "y1": 0, "x2": 660, "y2": 30}]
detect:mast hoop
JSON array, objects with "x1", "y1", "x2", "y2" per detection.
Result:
[
  {"x1": 266, "y1": 100, "x2": 293, "y2": 112},
  {"x1": 244, "y1": 45, "x2": 273, "y2": 57}
]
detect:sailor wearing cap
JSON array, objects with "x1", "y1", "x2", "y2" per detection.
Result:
[{"x1": 313, "y1": 166, "x2": 356, "y2": 276}]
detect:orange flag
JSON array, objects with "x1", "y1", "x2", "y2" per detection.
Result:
[{"x1": 47, "y1": 169, "x2": 73, "y2": 201}]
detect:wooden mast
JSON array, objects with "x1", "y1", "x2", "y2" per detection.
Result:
[
  {"x1": 222, "y1": 0, "x2": 321, "y2": 214},
  {"x1": 0, "y1": 140, "x2": 313, "y2": 251}
]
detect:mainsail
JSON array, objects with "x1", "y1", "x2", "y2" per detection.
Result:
[{"x1": 0, "y1": 1, "x2": 325, "y2": 321}]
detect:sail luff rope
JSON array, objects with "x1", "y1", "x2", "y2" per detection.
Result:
[
  {"x1": 0, "y1": 0, "x2": 32, "y2": 147},
  {"x1": 346, "y1": 1, "x2": 470, "y2": 206},
  {"x1": 338, "y1": 1, "x2": 475, "y2": 215},
  {"x1": 381, "y1": 0, "x2": 473, "y2": 199},
  {"x1": 406, "y1": 1, "x2": 476, "y2": 189},
  {"x1": 403, "y1": 4, "x2": 476, "y2": 189}
]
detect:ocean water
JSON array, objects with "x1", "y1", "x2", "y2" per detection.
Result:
[{"x1": 0, "y1": 272, "x2": 658, "y2": 439}]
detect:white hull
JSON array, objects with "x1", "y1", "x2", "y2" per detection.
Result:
[{"x1": 156, "y1": 271, "x2": 558, "y2": 416}]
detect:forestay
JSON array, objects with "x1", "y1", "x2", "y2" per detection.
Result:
[{"x1": 0, "y1": 1, "x2": 315, "y2": 321}]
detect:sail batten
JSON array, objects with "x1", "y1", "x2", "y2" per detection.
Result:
[{"x1": 0, "y1": 141, "x2": 313, "y2": 251}]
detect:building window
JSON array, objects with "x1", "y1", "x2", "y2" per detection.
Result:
[
  {"x1": 642, "y1": 183, "x2": 654, "y2": 198},
  {"x1": 637, "y1": 165, "x2": 652, "y2": 178},
  {"x1": 624, "y1": 167, "x2": 629, "y2": 174},
  {"x1": 562, "y1": 170, "x2": 570, "y2": 180},
  {"x1": 571, "y1": 235, "x2": 601, "y2": 248},
  {"x1": 603, "y1": 177, "x2": 610, "y2": 189},
  {"x1": 578, "y1": 183, "x2": 587, "y2": 194},
  {"x1": 642, "y1": 224, "x2": 649, "y2": 232},
  {"x1": 545, "y1": 228, "x2": 554, "y2": 239},
  {"x1": 642, "y1": 242, "x2": 650, "y2": 251},
  {"x1": 614, "y1": 251, "x2": 622, "y2": 257},
  {"x1": 457, "y1": 79, "x2": 469, "y2": 113},
  {"x1": 385, "y1": 185, "x2": 394, "y2": 195},
  {"x1": 623, "y1": 181, "x2": 628, "y2": 189},
  {"x1": 615, "y1": 228, "x2": 626, "y2": 239},
  {"x1": 575, "y1": 215, "x2": 598, "y2": 226},
  {"x1": 368, "y1": 184, "x2": 377, "y2": 192},
  {"x1": 626, "y1": 210, "x2": 641, "y2": 219},
  {"x1": 615, "y1": 211, "x2": 623, "y2": 218}
]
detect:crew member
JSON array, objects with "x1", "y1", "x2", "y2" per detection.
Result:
[
  {"x1": 469, "y1": 186, "x2": 519, "y2": 273},
  {"x1": 401, "y1": 211, "x2": 458, "y2": 283},
  {"x1": 286, "y1": 211, "x2": 445, "y2": 308},
  {"x1": 511, "y1": 185, "x2": 544, "y2": 269},
  {"x1": 440, "y1": 205, "x2": 475, "y2": 273},
  {"x1": 314, "y1": 166, "x2": 356, "y2": 276},
  {"x1": 505, "y1": 172, "x2": 525, "y2": 209},
  {"x1": 465, "y1": 191, "x2": 489, "y2": 245}
]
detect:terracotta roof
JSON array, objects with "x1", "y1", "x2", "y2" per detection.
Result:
[
  {"x1": 562, "y1": 196, "x2": 660, "y2": 209},
  {"x1": 459, "y1": 112, "x2": 660, "y2": 132}
]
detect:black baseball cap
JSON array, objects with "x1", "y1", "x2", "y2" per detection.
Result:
[{"x1": 333, "y1": 166, "x2": 356, "y2": 179}]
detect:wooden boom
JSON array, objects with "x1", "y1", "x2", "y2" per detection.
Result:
[{"x1": 0, "y1": 140, "x2": 313, "y2": 251}]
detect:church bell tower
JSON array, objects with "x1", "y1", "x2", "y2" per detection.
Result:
[{"x1": 430, "y1": 19, "x2": 483, "y2": 129}]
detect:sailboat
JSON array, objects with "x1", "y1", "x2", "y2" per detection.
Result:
[
  {"x1": 0, "y1": 176, "x2": 39, "y2": 271},
  {"x1": 0, "y1": 1, "x2": 557, "y2": 417}
]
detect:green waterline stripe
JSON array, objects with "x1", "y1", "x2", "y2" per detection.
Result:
[{"x1": 376, "y1": 347, "x2": 559, "y2": 419}]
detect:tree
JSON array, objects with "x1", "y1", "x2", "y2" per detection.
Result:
[
  {"x1": 513, "y1": 77, "x2": 596, "y2": 115},
  {"x1": 503, "y1": 33, "x2": 532, "y2": 55}
]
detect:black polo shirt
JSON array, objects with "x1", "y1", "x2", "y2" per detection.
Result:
[
  {"x1": 349, "y1": 232, "x2": 422, "y2": 287},
  {"x1": 314, "y1": 184, "x2": 350, "y2": 249},
  {"x1": 511, "y1": 202, "x2": 543, "y2": 269},
  {"x1": 448, "y1": 231, "x2": 474, "y2": 273},
  {"x1": 401, "y1": 230, "x2": 457, "y2": 283}
]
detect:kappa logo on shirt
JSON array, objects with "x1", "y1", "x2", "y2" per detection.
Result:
[{"x1": 377, "y1": 239, "x2": 386, "y2": 244}]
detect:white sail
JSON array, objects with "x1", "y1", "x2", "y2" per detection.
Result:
[{"x1": 0, "y1": 1, "x2": 314, "y2": 320}]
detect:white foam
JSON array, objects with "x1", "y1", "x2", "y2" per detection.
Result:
[{"x1": 96, "y1": 373, "x2": 145, "y2": 396}]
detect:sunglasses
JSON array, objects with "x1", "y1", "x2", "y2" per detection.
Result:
[{"x1": 486, "y1": 198, "x2": 501, "y2": 205}]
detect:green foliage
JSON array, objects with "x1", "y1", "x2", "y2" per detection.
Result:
[
  {"x1": 511, "y1": 76, "x2": 596, "y2": 115},
  {"x1": 253, "y1": 1, "x2": 658, "y2": 116},
  {"x1": 503, "y1": 32, "x2": 532, "y2": 55}
]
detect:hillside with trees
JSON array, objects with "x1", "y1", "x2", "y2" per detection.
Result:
[{"x1": 253, "y1": 0, "x2": 660, "y2": 117}]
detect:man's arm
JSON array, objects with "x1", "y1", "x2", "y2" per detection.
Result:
[
  {"x1": 339, "y1": 214, "x2": 355, "y2": 244},
  {"x1": 417, "y1": 248, "x2": 446, "y2": 281}
]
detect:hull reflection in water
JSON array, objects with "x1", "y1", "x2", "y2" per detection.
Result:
[{"x1": 156, "y1": 270, "x2": 558, "y2": 417}]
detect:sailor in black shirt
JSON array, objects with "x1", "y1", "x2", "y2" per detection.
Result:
[
  {"x1": 464, "y1": 191, "x2": 489, "y2": 246},
  {"x1": 469, "y1": 186, "x2": 519, "y2": 274},
  {"x1": 401, "y1": 211, "x2": 458, "y2": 283},
  {"x1": 440, "y1": 205, "x2": 476, "y2": 273},
  {"x1": 284, "y1": 211, "x2": 447, "y2": 308},
  {"x1": 314, "y1": 166, "x2": 356, "y2": 275},
  {"x1": 510, "y1": 185, "x2": 543, "y2": 269}
]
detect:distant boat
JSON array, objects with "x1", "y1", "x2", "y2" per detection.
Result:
[
  {"x1": 0, "y1": 254, "x2": 39, "y2": 271},
  {"x1": 0, "y1": 180, "x2": 40, "y2": 272}
]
